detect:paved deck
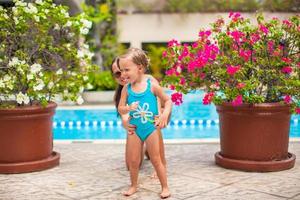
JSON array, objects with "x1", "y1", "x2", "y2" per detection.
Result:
[{"x1": 1, "y1": 142, "x2": 300, "y2": 200}]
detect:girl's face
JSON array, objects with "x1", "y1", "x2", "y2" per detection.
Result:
[
  {"x1": 111, "y1": 61, "x2": 127, "y2": 86},
  {"x1": 119, "y1": 57, "x2": 143, "y2": 83}
]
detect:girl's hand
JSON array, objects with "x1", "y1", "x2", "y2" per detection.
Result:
[
  {"x1": 128, "y1": 101, "x2": 139, "y2": 111},
  {"x1": 155, "y1": 113, "x2": 169, "y2": 128}
]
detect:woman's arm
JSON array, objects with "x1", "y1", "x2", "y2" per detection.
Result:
[
  {"x1": 146, "y1": 75, "x2": 162, "y2": 114},
  {"x1": 152, "y1": 83, "x2": 172, "y2": 128}
]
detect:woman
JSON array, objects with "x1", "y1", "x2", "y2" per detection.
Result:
[{"x1": 111, "y1": 57, "x2": 167, "y2": 173}]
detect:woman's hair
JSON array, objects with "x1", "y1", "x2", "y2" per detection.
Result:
[
  {"x1": 119, "y1": 47, "x2": 150, "y2": 72},
  {"x1": 111, "y1": 57, "x2": 123, "y2": 114}
]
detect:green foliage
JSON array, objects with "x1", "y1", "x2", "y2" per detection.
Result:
[
  {"x1": 86, "y1": 70, "x2": 117, "y2": 91},
  {"x1": 0, "y1": 0, "x2": 93, "y2": 106},
  {"x1": 117, "y1": 0, "x2": 297, "y2": 13},
  {"x1": 144, "y1": 44, "x2": 167, "y2": 80}
]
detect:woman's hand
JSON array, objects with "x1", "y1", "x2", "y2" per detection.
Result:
[{"x1": 122, "y1": 117, "x2": 136, "y2": 135}]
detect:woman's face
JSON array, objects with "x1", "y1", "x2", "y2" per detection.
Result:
[{"x1": 112, "y1": 61, "x2": 127, "y2": 86}]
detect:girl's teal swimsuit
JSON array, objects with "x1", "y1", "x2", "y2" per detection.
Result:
[{"x1": 127, "y1": 79, "x2": 158, "y2": 141}]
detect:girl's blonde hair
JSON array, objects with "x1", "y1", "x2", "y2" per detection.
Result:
[{"x1": 119, "y1": 47, "x2": 150, "y2": 71}]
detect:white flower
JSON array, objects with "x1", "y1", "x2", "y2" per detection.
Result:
[
  {"x1": 16, "y1": 92, "x2": 30, "y2": 105},
  {"x1": 176, "y1": 66, "x2": 182, "y2": 73},
  {"x1": 44, "y1": 9, "x2": 49, "y2": 14},
  {"x1": 25, "y1": 3, "x2": 38, "y2": 14},
  {"x1": 83, "y1": 75, "x2": 88, "y2": 81},
  {"x1": 76, "y1": 96, "x2": 84, "y2": 105},
  {"x1": 77, "y1": 50, "x2": 85, "y2": 58},
  {"x1": 3, "y1": 75, "x2": 10, "y2": 82},
  {"x1": 13, "y1": 16, "x2": 19, "y2": 24},
  {"x1": 8, "y1": 57, "x2": 20, "y2": 67},
  {"x1": 34, "y1": 16, "x2": 40, "y2": 22},
  {"x1": 35, "y1": 0, "x2": 43, "y2": 5},
  {"x1": 3, "y1": 13, "x2": 8, "y2": 19},
  {"x1": 68, "y1": 32, "x2": 75, "y2": 37},
  {"x1": 79, "y1": 86, "x2": 84, "y2": 93},
  {"x1": 0, "y1": 79, "x2": 4, "y2": 88},
  {"x1": 80, "y1": 19, "x2": 92, "y2": 29},
  {"x1": 27, "y1": 74, "x2": 34, "y2": 80},
  {"x1": 33, "y1": 79, "x2": 45, "y2": 91},
  {"x1": 54, "y1": 24, "x2": 60, "y2": 30},
  {"x1": 132, "y1": 103, "x2": 154, "y2": 124},
  {"x1": 56, "y1": 69, "x2": 63, "y2": 75},
  {"x1": 48, "y1": 81, "x2": 54, "y2": 89},
  {"x1": 61, "y1": 9, "x2": 69, "y2": 18},
  {"x1": 64, "y1": 21, "x2": 72, "y2": 27},
  {"x1": 30, "y1": 63, "x2": 42, "y2": 73},
  {"x1": 80, "y1": 28, "x2": 89, "y2": 35}
]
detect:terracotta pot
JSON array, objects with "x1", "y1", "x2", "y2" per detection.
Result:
[
  {"x1": 0, "y1": 102, "x2": 60, "y2": 174},
  {"x1": 215, "y1": 103, "x2": 296, "y2": 172}
]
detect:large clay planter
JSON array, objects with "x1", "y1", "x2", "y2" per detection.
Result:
[
  {"x1": 215, "y1": 103, "x2": 296, "y2": 172},
  {"x1": 0, "y1": 102, "x2": 60, "y2": 174}
]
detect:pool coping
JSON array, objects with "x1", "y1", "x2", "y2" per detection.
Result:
[{"x1": 54, "y1": 138, "x2": 300, "y2": 144}]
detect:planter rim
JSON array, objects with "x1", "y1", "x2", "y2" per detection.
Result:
[
  {"x1": 216, "y1": 102, "x2": 290, "y2": 109},
  {"x1": 0, "y1": 101, "x2": 57, "y2": 113}
]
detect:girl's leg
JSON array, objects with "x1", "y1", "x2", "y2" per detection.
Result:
[
  {"x1": 145, "y1": 130, "x2": 170, "y2": 198},
  {"x1": 125, "y1": 136, "x2": 144, "y2": 170},
  {"x1": 123, "y1": 133, "x2": 143, "y2": 196},
  {"x1": 149, "y1": 129, "x2": 167, "y2": 178}
]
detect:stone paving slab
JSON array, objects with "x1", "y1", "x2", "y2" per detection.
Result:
[{"x1": 0, "y1": 142, "x2": 299, "y2": 200}]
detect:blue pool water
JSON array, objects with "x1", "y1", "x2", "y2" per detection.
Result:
[{"x1": 53, "y1": 91, "x2": 300, "y2": 140}]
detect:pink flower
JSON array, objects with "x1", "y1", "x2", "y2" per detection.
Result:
[
  {"x1": 203, "y1": 92, "x2": 214, "y2": 105},
  {"x1": 295, "y1": 107, "x2": 300, "y2": 114},
  {"x1": 229, "y1": 12, "x2": 241, "y2": 22},
  {"x1": 282, "y1": 57, "x2": 292, "y2": 64},
  {"x1": 237, "y1": 82, "x2": 245, "y2": 89},
  {"x1": 198, "y1": 30, "x2": 211, "y2": 38},
  {"x1": 250, "y1": 33, "x2": 260, "y2": 44},
  {"x1": 227, "y1": 65, "x2": 241, "y2": 76},
  {"x1": 162, "y1": 50, "x2": 167, "y2": 58},
  {"x1": 230, "y1": 30, "x2": 245, "y2": 43},
  {"x1": 178, "y1": 45, "x2": 189, "y2": 60},
  {"x1": 232, "y1": 95, "x2": 243, "y2": 106},
  {"x1": 259, "y1": 24, "x2": 269, "y2": 35},
  {"x1": 267, "y1": 41, "x2": 274, "y2": 53},
  {"x1": 169, "y1": 85, "x2": 175, "y2": 90},
  {"x1": 283, "y1": 20, "x2": 292, "y2": 28},
  {"x1": 171, "y1": 92, "x2": 183, "y2": 105},
  {"x1": 168, "y1": 39, "x2": 180, "y2": 47},
  {"x1": 281, "y1": 66, "x2": 293, "y2": 74},
  {"x1": 284, "y1": 95, "x2": 292, "y2": 104},
  {"x1": 239, "y1": 49, "x2": 251, "y2": 62},
  {"x1": 179, "y1": 77, "x2": 186, "y2": 85}
]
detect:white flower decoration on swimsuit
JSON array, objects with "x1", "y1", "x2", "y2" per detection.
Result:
[{"x1": 132, "y1": 103, "x2": 153, "y2": 124}]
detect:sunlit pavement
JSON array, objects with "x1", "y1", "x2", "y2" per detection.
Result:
[{"x1": 1, "y1": 142, "x2": 300, "y2": 200}]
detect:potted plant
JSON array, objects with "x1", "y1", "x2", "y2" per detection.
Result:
[
  {"x1": 0, "y1": 0, "x2": 93, "y2": 173},
  {"x1": 83, "y1": 70, "x2": 117, "y2": 103},
  {"x1": 162, "y1": 12, "x2": 299, "y2": 172}
]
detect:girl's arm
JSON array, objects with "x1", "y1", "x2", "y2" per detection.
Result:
[
  {"x1": 118, "y1": 85, "x2": 139, "y2": 115},
  {"x1": 152, "y1": 83, "x2": 172, "y2": 128}
]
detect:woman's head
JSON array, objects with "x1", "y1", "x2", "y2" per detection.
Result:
[
  {"x1": 119, "y1": 48, "x2": 150, "y2": 83},
  {"x1": 111, "y1": 57, "x2": 127, "y2": 86}
]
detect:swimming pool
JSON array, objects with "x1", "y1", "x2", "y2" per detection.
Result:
[{"x1": 53, "y1": 91, "x2": 300, "y2": 140}]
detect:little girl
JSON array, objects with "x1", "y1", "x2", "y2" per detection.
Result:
[{"x1": 118, "y1": 48, "x2": 172, "y2": 198}]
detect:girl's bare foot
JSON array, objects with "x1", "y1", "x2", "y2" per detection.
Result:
[
  {"x1": 122, "y1": 186, "x2": 137, "y2": 196},
  {"x1": 160, "y1": 188, "x2": 171, "y2": 199}
]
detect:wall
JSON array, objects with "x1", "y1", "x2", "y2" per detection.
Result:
[{"x1": 117, "y1": 12, "x2": 296, "y2": 48}]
